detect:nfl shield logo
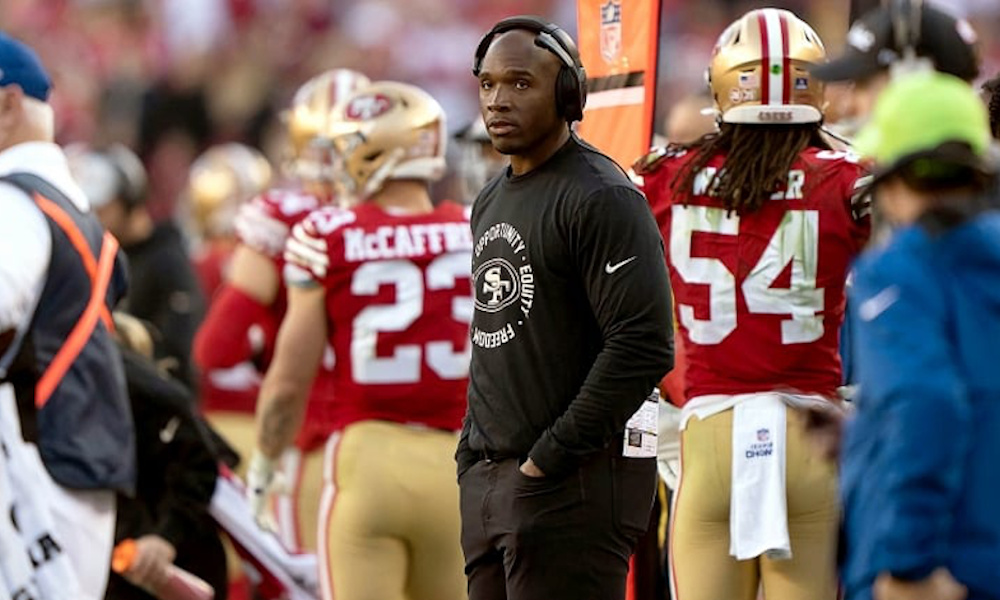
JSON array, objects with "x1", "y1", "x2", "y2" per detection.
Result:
[
  {"x1": 600, "y1": 0, "x2": 623, "y2": 64},
  {"x1": 757, "y1": 428, "x2": 770, "y2": 442}
]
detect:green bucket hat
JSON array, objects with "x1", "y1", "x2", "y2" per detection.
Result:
[{"x1": 854, "y1": 70, "x2": 996, "y2": 186}]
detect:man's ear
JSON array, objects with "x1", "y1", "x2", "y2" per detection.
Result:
[{"x1": 0, "y1": 85, "x2": 25, "y2": 136}]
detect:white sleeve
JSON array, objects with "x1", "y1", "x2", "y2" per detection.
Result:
[
  {"x1": 0, "y1": 185, "x2": 51, "y2": 338},
  {"x1": 234, "y1": 200, "x2": 291, "y2": 258}
]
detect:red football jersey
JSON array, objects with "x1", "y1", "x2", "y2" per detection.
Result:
[
  {"x1": 234, "y1": 187, "x2": 337, "y2": 449},
  {"x1": 284, "y1": 201, "x2": 473, "y2": 431},
  {"x1": 192, "y1": 239, "x2": 262, "y2": 413},
  {"x1": 641, "y1": 147, "x2": 870, "y2": 403},
  {"x1": 191, "y1": 239, "x2": 235, "y2": 300}
]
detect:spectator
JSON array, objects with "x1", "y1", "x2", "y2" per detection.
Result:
[
  {"x1": 810, "y1": 0, "x2": 980, "y2": 120},
  {"x1": 106, "y1": 312, "x2": 228, "y2": 600},
  {"x1": 982, "y1": 71, "x2": 1000, "y2": 139},
  {"x1": 0, "y1": 31, "x2": 134, "y2": 599},
  {"x1": 843, "y1": 70, "x2": 1000, "y2": 600}
]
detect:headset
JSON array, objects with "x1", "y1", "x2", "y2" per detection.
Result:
[
  {"x1": 103, "y1": 144, "x2": 148, "y2": 211},
  {"x1": 889, "y1": 0, "x2": 932, "y2": 77},
  {"x1": 473, "y1": 16, "x2": 588, "y2": 123}
]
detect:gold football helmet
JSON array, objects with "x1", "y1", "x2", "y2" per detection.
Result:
[
  {"x1": 709, "y1": 8, "x2": 826, "y2": 124},
  {"x1": 188, "y1": 143, "x2": 272, "y2": 239},
  {"x1": 325, "y1": 81, "x2": 447, "y2": 201},
  {"x1": 286, "y1": 68, "x2": 371, "y2": 184}
]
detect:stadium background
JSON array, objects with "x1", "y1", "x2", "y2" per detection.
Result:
[{"x1": 1, "y1": 0, "x2": 996, "y2": 217}]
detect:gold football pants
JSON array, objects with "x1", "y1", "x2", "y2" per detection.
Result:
[
  {"x1": 669, "y1": 408, "x2": 839, "y2": 600},
  {"x1": 318, "y1": 420, "x2": 467, "y2": 600}
]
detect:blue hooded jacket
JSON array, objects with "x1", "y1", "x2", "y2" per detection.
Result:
[{"x1": 842, "y1": 209, "x2": 1000, "y2": 600}]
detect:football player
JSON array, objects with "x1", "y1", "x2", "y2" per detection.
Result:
[
  {"x1": 192, "y1": 68, "x2": 370, "y2": 554},
  {"x1": 187, "y1": 142, "x2": 273, "y2": 299},
  {"x1": 251, "y1": 80, "x2": 470, "y2": 600},
  {"x1": 187, "y1": 143, "x2": 272, "y2": 461},
  {"x1": 453, "y1": 118, "x2": 506, "y2": 203},
  {"x1": 634, "y1": 9, "x2": 870, "y2": 600}
]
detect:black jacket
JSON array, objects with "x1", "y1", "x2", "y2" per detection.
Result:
[
  {"x1": 105, "y1": 348, "x2": 227, "y2": 600},
  {"x1": 122, "y1": 222, "x2": 205, "y2": 389}
]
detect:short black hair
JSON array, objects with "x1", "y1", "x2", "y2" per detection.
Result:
[
  {"x1": 982, "y1": 72, "x2": 1000, "y2": 140},
  {"x1": 886, "y1": 141, "x2": 995, "y2": 195}
]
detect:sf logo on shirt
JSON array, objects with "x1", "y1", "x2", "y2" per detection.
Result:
[
  {"x1": 483, "y1": 265, "x2": 513, "y2": 306},
  {"x1": 472, "y1": 221, "x2": 535, "y2": 349}
]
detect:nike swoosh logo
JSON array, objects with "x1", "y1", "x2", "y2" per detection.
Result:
[
  {"x1": 605, "y1": 256, "x2": 638, "y2": 274},
  {"x1": 858, "y1": 285, "x2": 900, "y2": 322},
  {"x1": 159, "y1": 417, "x2": 181, "y2": 444}
]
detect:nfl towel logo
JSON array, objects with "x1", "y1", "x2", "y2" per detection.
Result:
[
  {"x1": 600, "y1": 0, "x2": 623, "y2": 64},
  {"x1": 757, "y1": 428, "x2": 770, "y2": 442}
]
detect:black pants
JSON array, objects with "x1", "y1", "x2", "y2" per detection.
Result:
[{"x1": 459, "y1": 450, "x2": 656, "y2": 600}]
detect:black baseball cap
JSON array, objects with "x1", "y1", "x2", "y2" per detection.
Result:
[{"x1": 811, "y1": 3, "x2": 980, "y2": 83}]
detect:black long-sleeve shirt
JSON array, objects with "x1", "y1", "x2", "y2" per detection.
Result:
[
  {"x1": 122, "y1": 222, "x2": 205, "y2": 389},
  {"x1": 458, "y1": 136, "x2": 674, "y2": 478}
]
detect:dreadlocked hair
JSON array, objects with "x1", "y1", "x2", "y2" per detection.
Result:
[
  {"x1": 671, "y1": 123, "x2": 833, "y2": 215},
  {"x1": 982, "y1": 73, "x2": 1000, "y2": 140}
]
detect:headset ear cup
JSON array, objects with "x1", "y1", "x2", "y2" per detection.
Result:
[
  {"x1": 557, "y1": 66, "x2": 584, "y2": 122},
  {"x1": 555, "y1": 66, "x2": 570, "y2": 119}
]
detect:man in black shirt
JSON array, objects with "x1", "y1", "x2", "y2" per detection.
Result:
[
  {"x1": 457, "y1": 16, "x2": 674, "y2": 600},
  {"x1": 69, "y1": 144, "x2": 205, "y2": 388}
]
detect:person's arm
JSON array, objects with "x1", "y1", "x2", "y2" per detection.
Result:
[
  {"x1": 193, "y1": 245, "x2": 280, "y2": 370},
  {"x1": 0, "y1": 186, "x2": 50, "y2": 370},
  {"x1": 121, "y1": 350, "x2": 218, "y2": 542},
  {"x1": 117, "y1": 348, "x2": 218, "y2": 591},
  {"x1": 254, "y1": 284, "x2": 327, "y2": 460},
  {"x1": 852, "y1": 256, "x2": 970, "y2": 581},
  {"x1": 455, "y1": 411, "x2": 476, "y2": 478},
  {"x1": 246, "y1": 282, "x2": 327, "y2": 526},
  {"x1": 528, "y1": 185, "x2": 674, "y2": 477}
]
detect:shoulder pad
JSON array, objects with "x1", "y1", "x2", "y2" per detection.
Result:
[
  {"x1": 235, "y1": 199, "x2": 290, "y2": 258},
  {"x1": 256, "y1": 189, "x2": 322, "y2": 225},
  {"x1": 283, "y1": 207, "x2": 357, "y2": 284},
  {"x1": 298, "y1": 205, "x2": 357, "y2": 239},
  {"x1": 632, "y1": 145, "x2": 685, "y2": 176}
]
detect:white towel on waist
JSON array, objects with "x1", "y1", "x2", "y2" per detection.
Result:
[{"x1": 729, "y1": 393, "x2": 791, "y2": 561}]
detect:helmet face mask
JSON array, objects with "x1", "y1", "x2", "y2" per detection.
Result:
[
  {"x1": 709, "y1": 8, "x2": 827, "y2": 125},
  {"x1": 325, "y1": 82, "x2": 447, "y2": 202}
]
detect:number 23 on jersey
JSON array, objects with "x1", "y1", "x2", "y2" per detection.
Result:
[{"x1": 351, "y1": 254, "x2": 473, "y2": 384}]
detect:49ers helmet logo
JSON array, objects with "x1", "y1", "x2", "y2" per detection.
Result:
[{"x1": 345, "y1": 94, "x2": 393, "y2": 121}]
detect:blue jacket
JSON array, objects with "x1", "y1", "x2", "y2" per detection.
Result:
[{"x1": 842, "y1": 210, "x2": 1000, "y2": 600}]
